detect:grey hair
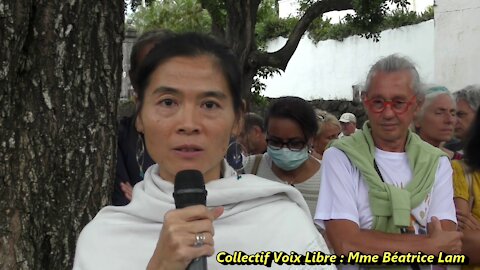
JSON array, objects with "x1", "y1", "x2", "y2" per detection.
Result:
[
  {"x1": 243, "y1": 112, "x2": 265, "y2": 132},
  {"x1": 315, "y1": 109, "x2": 341, "y2": 135},
  {"x1": 364, "y1": 54, "x2": 422, "y2": 96},
  {"x1": 453, "y1": 84, "x2": 480, "y2": 111},
  {"x1": 416, "y1": 84, "x2": 455, "y2": 123}
]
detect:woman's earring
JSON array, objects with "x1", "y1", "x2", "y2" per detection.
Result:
[
  {"x1": 136, "y1": 134, "x2": 145, "y2": 178},
  {"x1": 226, "y1": 140, "x2": 247, "y2": 179}
]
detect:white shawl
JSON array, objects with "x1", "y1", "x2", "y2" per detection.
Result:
[{"x1": 73, "y1": 161, "x2": 334, "y2": 270}]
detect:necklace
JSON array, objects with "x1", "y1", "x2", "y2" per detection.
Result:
[
  {"x1": 271, "y1": 163, "x2": 302, "y2": 186},
  {"x1": 280, "y1": 172, "x2": 301, "y2": 186}
]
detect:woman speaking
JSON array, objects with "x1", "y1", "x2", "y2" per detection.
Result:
[{"x1": 73, "y1": 32, "x2": 333, "y2": 270}]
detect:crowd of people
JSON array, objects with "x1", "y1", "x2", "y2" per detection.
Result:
[{"x1": 73, "y1": 30, "x2": 480, "y2": 269}]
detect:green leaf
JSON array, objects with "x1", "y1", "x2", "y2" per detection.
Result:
[{"x1": 130, "y1": 0, "x2": 212, "y2": 33}]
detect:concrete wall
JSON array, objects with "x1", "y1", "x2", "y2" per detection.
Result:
[
  {"x1": 434, "y1": 0, "x2": 480, "y2": 91},
  {"x1": 262, "y1": 20, "x2": 435, "y2": 100},
  {"x1": 278, "y1": 0, "x2": 434, "y2": 21}
]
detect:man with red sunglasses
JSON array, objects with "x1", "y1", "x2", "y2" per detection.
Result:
[{"x1": 315, "y1": 55, "x2": 462, "y2": 269}]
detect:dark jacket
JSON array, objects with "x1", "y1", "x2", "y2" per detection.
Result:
[{"x1": 114, "y1": 115, "x2": 155, "y2": 206}]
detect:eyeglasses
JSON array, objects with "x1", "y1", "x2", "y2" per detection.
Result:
[
  {"x1": 266, "y1": 138, "x2": 306, "y2": 152},
  {"x1": 364, "y1": 95, "x2": 416, "y2": 114}
]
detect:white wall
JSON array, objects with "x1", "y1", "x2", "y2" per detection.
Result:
[
  {"x1": 434, "y1": 0, "x2": 480, "y2": 91},
  {"x1": 278, "y1": 0, "x2": 434, "y2": 21},
  {"x1": 262, "y1": 20, "x2": 434, "y2": 100},
  {"x1": 410, "y1": 0, "x2": 434, "y2": 13},
  {"x1": 278, "y1": 0, "x2": 300, "y2": 18}
]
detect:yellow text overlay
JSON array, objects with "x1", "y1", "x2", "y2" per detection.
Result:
[{"x1": 216, "y1": 251, "x2": 468, "y2": 267}]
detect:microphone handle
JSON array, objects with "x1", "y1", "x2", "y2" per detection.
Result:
[
  {"x1": 173, "y1": 170, "x2": 208, "y2": 270},
  {"x1": 187, "y1": 256, "x2": 207, "y2": 270},
  {"x1": 176, "y1": 199, "x2": 208, "y2": 270}
]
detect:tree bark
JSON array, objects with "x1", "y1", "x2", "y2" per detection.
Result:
[
  {"x1": 222, "y1": 0, "x2": 261, "y2": 104},
  {"x1": 199, "y1": 0, "x2": 226, "y2": 38},
  {"x1": 0, "y1": 1, "x2": 123, "y2": 269}
]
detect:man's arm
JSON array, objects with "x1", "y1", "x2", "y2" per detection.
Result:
[{"x1": 325, "y1": 218, "x2": 462, "y2": 255}]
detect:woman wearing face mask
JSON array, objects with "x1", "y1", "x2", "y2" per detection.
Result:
[{"x1": 244, "y1": 96, "x2": 320, "y2": 217}]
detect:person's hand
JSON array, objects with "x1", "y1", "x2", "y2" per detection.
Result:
[
  {"x1": 456, "y1": 210, "x2": 480, "y2": 231},
  {"x1": 147, "y1": 206, "x2": 224, "y2": 270},
  {"x1": 428, "y1": 216, "x2": 463, "y2": 254},
  {"x1": 120, "y1": 182, "x2": 133, "y2": 201}
]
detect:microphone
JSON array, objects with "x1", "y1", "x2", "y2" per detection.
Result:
[{"x1": 173, "y1": 170, "x2": 208, "y2": 270}]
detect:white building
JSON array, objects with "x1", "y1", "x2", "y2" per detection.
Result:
[{"x1": 434, "y1": 0, "x2": 480, "y2": 91}]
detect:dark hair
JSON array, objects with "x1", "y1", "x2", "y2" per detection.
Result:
[
  {"x1": 265, "y1": 96, "x2": 318, "y2": 140},
  {"x1": 464, "y1": 108, "x2": 480, "y2": 171},
  {"x1": 129, "y1": 29, "x2": 175, "y2": 90},
  {"x1": 243, "y1": 112, "x2": 265, "y2": 133},
  {"x1": 136, "y1": 32, "x2": 243, "y2": 115}
]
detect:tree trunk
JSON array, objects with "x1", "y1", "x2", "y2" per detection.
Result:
[
  {"x1": 224, "y1": 0, "x2": 261, "y2": 104},
  {"x1": 0, "y1": 1, "x2": 123, "y2": 269},
  {"x1": 241, "y1": 66, "x2": 258, "y2": 110},
  {"x1": 222, "y1": 0, "x2": 354, "y2": 107}
]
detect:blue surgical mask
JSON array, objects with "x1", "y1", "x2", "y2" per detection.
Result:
[{"x1": 267, "y1": 146, "x2": 309, "y2": 171}]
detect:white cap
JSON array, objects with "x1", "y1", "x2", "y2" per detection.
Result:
[{"x1": 339, "y1": 113, "x2": 356, "y2": 123}]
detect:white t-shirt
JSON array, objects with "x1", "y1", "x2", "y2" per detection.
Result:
[
  {"x1": 315, "y1": 147, "x2": 456, "y2": 231},
  {"x1": 244, "y1": 153, "x2": 321, "y2": 217},
  {"x1": 314, "y1": 147, "x2": 456, "y2": 270}
]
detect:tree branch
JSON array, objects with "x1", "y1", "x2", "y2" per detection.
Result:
[
  {"x1": 252, "y1": 0, "x2": 354, "y2": 70},
  {"x1": 199, "y1": 0, "x2": 226, "y2": 38}
]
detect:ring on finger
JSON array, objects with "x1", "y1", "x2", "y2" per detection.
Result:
[{"x1": 194, "y1": 232, "x2": 206, "y2": 247}]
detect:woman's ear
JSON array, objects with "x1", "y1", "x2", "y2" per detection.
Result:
[
  {"x1": 230, "y1": 99, "x2": 246, "y2": 138},
  {"x1": 307, "y1": 138, "x2": 314, "y2": 148},
  {"x1": 231, "y1": 113, "x2": 244, "y2": 138},
  {"x1": 135, "y1": 113, "x2": 144, "y2": 134},
  {"x1": 252, "y1": 125, "x2": 262, "y2": 138}
]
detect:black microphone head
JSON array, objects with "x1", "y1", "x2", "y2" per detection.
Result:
[{"x1": 173, "y1": 170, "x2": 207, "y2": 209}]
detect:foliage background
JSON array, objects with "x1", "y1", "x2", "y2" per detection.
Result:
[{"x1": 127, "y1": 0, "x2": 433, "y2": 105}]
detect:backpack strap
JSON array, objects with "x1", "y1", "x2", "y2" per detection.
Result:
[{"x1": 251, "y1": 154, "x2": 263, "y2": 175}]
